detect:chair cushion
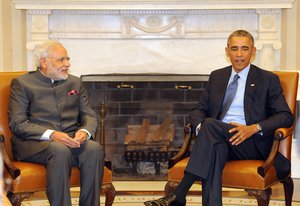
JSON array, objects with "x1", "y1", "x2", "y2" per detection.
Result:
[
  {"x1": 11, "y1": 162, "x2": 47, "y2": 192},
  {"x1": 168, "y1": 158, "x2": 279, "y2": 190},
  {"x1": 11, "y1": 161, "x2": 112, "y2": 193}
]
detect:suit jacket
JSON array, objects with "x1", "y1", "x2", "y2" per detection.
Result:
[
  {"x1": 8, "y1": 70, "x2": 98, "y2": 161},
  {"x1": 188, "y1": 65, "x2": 293, "y2": 178}
]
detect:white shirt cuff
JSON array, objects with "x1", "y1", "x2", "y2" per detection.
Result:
[
  {"x1": 195, "y1": 123, "x2": 201, "y2": 136},
  {"x1": 41, "y1": 129, "x2": 54, "y2": 140}
]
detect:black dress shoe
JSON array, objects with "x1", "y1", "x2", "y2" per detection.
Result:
[{"x1": 144, "y1": 194, "x2": 186, "y2": 206}]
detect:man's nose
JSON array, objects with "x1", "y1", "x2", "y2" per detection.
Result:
[
  {"x1": 237, "y1": 49, "x2": 243, "y2": 56},
  {"x1": 64, "y1": 59, "x2": 71, "y2": 67}
]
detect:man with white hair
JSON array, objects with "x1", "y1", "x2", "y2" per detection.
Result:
[{"x1": 8, "y1": 40, "x2": 104, "y2": 206}]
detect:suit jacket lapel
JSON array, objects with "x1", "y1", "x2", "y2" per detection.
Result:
[
  {"x1": 244, "y1": 65, "x2": 259, "y2": 124},
  {"x1": 215, "y1": 67, "x2": 232, "y2": 117}
]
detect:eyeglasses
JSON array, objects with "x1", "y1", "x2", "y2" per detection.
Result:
[{"x1": 47, "y1": 56, "x2": 70, "y2": 63}]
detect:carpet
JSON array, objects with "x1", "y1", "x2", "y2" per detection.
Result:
[
  {"x1": 20, "y1": 181, "x2": 300, "y2": 206},
  {"x1": 21, "y1": 196, "x2": 300, "y2": 206}
]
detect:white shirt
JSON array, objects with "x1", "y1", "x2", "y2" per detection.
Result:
[{"x1": 222, "y1": 65, "x2": 250, "y2": 125}]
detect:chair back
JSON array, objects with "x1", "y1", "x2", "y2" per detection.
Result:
[
  {"x1": 273, "y1": 71, "x2": 299, "y2": 160},
  {"x1": 0, "y1": 71, "x2": 27, "y2": 160}
]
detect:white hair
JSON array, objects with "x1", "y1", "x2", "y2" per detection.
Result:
[{"x1": 33, "y1": 40, "x2": 64, "y2": 69}]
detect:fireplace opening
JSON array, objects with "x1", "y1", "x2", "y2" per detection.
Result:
[
  {"x1": 82, "y1": 74, "x2": 209, "y2": 180},
  {"x1": 124, "y1": 117, "x2": 175, "y2": 176}
]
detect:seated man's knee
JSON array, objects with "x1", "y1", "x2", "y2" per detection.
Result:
[
  {"x1": 86, "y1": 141, "x2": 104, "y2": 161},
  {"x1": 48, "y1": 142, "x2": 72, "y2": 162},
  {"x1": 201, "y1": 117, "x2": 218, "y2": 128}
]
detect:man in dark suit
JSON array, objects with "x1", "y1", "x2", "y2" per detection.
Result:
[
  {"x1": 8, "y1": 40, "x2": 104, "y2": 206},
  {"x1": 144, "y1": 30, "x2": 293, "y2": 206}
]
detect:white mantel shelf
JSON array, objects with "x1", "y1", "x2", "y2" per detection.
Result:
[{"x1": 14, "y1": 0, "x2": 295, "y2": 10}]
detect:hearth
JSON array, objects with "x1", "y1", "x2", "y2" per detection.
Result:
[{"x1": 81, "y1": 74, "x2": 209, "y2": 180}]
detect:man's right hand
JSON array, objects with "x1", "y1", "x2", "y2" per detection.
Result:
[{"x1": 50, "y1": 131, "x2": 80, "y2": 148}]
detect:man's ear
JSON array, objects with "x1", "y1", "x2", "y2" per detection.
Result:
[
  {"x1": 225, "y1": 47, "x2": 229, "y2": 57},
  {"x1": 252, "y1": 47, "x2": 257, "y2": 56},
  {"x1": 39, "y1": 58, "x2": 47, "y2": 69}
]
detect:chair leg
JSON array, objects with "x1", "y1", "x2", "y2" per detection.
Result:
[
  {"x1": 246, "y1": 188, "x2": 271, "y2": 206},
  {"x1": 164, "y1": 181, "x2": 179, "y2": 196},
  {"x1": 281, "y1": 176, "x2": 294, "y2": 206},
  {"x1": 101, "y1": 183, "x2": 116, "y2": 206},
  {"x1": 7, "y1": 191, "x2": 33, "y2": 206}
]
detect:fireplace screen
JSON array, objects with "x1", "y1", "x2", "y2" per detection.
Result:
[{"x1": 82, "y1": 74, "x2": 209, "y2": 180}]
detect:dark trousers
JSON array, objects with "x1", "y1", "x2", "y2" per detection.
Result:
[
  {"x1": 184, "y1": 118, "x2": 265, "y2": 206},
  {"x1": 24, "y1": 140, "x2": 104, "y2": 206}
]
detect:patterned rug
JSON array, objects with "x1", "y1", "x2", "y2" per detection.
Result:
[
  {"x1": 20, "y1": 181, "x2": 300, "y2": 206},
  {"x1": 21, "y1": 196, "x2": 300, "y2": 206}
]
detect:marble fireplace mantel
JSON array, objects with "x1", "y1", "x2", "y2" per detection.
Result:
[{"x1": 13, "y1": 0, "x2": 295, "y2": 76}]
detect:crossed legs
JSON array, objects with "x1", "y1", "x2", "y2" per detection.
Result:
[{"x1": 145, "y1": 118, "x2": 263, "y2": 206}]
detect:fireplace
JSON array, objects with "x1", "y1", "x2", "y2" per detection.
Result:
[{"x1": 82, "y1": 74, "x2": 209, "y2": 180}]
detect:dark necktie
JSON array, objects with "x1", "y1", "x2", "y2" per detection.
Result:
[{"x1": 219, "y1": 74, "x2": 240, "y2": 120}]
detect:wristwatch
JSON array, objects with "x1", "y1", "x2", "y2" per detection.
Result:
[{"x1": 256, "y1": 124, "x2": 262, "y2": 133}]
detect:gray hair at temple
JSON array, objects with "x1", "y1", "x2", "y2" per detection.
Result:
[
  {"x1": 227, "y1": 30, "x2": 254, "y2": 47},
  {"x1": 33, "y1": 40, "x2": 64, "y2": 69}
]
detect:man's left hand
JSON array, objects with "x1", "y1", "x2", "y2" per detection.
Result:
[
  {"x1": 74, "y1": 130, "x2": 88, "y2": 144},
  {"x1": 228, "y1": 122, "x2": 258, "y2": 145}
]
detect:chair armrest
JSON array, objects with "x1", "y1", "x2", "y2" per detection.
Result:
[
  {"x1": 257, "y1": 127, "x2": 293, "y2": 177},
  {"x1": 0, "y1": 131, "x2": 20, "y2": 179},
  {"x1": 168, "y1": 124, "x2": 193, "y2": 169},
  {"x1": 104, "y1": 159, "x2": 112, "y2": 170}
]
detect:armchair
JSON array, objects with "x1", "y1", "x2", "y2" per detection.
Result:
[
  {"x1": 165, "y1": 71, "x2": 298, "y2": 206},
  {"x1": 0, "y1": 71, "x2": 116, "y2": 206}
]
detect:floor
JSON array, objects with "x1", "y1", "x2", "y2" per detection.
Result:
[
  {"x1": 24, "y1": 178, "x2": 300, "y2": 202},
  {"x1": 114, "y1": 179, "x2": 300, "y2": 202}
]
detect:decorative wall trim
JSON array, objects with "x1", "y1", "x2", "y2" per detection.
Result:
[
  {"x1": 50, "y1": 9, "x2": 259, "y2": 15},
  {"x1": 122, "y1": 16, "x2": 185, "y2": 38}
]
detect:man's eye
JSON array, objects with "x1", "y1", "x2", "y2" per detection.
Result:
[{"x1": 57, "y1": 57, "x2": 70, "y2": 63}]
